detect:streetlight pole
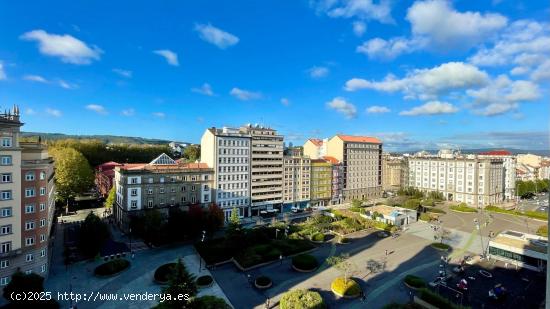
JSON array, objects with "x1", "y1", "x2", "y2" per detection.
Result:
[{"x1": 199, "y1": 230, "x2": 206, "y2": 272}]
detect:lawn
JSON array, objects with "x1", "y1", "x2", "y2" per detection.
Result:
[
  {"x1": 449, "y1": 204, "x2": 478, "y2": 213},
  {"x1": 485, "y1": 205, "x2": 548, "y2": 220}
]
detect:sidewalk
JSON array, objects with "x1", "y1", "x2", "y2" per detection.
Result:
[{"x1": 404, "y1": 221, "x2": 484, "y2": 255}]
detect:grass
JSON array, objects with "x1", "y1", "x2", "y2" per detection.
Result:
[
  {"x1": 431, "y1": 242, "x2": 451, "y2": 250},
  {"x1": 536, "y1": 225, "x2": 548, "y2": 237},
  {"x1": 292, "y1": 254, "x2": 319, "y2": 271},
  {"x1": 311, "y1": 232, "x2": 325, "y2": 242},
  {"x1": 449, "y1": 204, "x2": 478, "y2": 213},
  {"x1": 485, "y1": 205, "x2": 548, "y2": 220},
  {"x1": 427, "y1": 208, "x2": 446, "y2": 214}
]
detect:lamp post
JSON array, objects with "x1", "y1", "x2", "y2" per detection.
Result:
[
  {"x1": 275, "y1": 229, "x2": 279, "y2": 239},
  {"x1": 474, "y1": 218, "x2": 485, "y2": 258},
  {"x1": 129, "y1": 228, "x2": 132, "y2": 257},
  {"x1": 199, "y1": 230, "x2": 206, "y2": 272}
]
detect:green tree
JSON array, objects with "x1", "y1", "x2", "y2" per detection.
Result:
[
  {"x1": 326, "y1": 253, "x2": 355, "y2": 284},
  {"x1": 79, "y1": 212, "x2": 110, "y2": 257},
  {"x1": 205, "y1": 203, "x2": 224, "y2": 233},
  {"x1": 50, "y1": 147, "x2": 94, "y2": 201},
  {"x1": 182, "y1": 145, "x2": 200, "y2": 162},
  {"x1": 3, "y1": 272, "x2": 59, "y2": 307},
  {"x1": 104, "y1": 186, "x2": 116, "y2": 208},
  {"x1": 161, "y1": 258, "x2": 197, "y2": 308},
  {"x1": 229, "y1": 207, "x2": 240, "y2": 227}
]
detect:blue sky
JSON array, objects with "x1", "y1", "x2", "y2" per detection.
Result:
[{"x1": 0, "y1": 0, "x2": 548, "y2": 151}]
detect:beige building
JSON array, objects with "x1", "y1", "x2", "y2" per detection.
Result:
[
  {"x1": 240, "y1": 125, "x2": 284, "y2": 215},
  {"x1": 382, "y1": 154, "x2": 407, "y2": 191},
  {"x1": 0, "y1": 106, "x2": 55, "y2": 287},
  {"x1": 282, "y1": 156, "x2": 310, "y2": 209},
  {"x1": 408, "y1": 155, "x2": 504, "y2": 207},
  {"x1": 325, "y1": 135, "x2": 383, "y2": 201},
  {"x1": 201, "y1": 127, "x2": 251, "y2": 219},
  {"x1": 310, "y1": 159, "x2": 332, "y2": 206},
  {"x1": 303, "y1": 139, "x2": 326, "y2": 159},
  {"x1": 517, "y1": 154, "x2": 542, "y2": 168},
  {"x1": 113, "y1": 154, "x2": 214, "y2": 231}
]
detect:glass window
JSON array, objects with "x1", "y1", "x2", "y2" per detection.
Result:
[
  {"x1": 0, "y1": 174, "x2": 11, "y2": 183},
  {"x1": 25, "y1": 172, "x2": 35, "y2": 181},
  {"x1": 0, "y1": 156, "x2": 11, "y2": 165},
  {"x1": 1, "y1": 137, "x2": 12, "y2": 147}
]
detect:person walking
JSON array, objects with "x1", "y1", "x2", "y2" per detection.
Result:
[{"x1": 385, "y1": 249, "x2": 388, "y2": 256}]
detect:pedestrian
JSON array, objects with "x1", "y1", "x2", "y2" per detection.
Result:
[
  {"x1": 385, "y1": 249, "x2": 388, "y2": 256},
  {"x1": 360, "y1": 291, "x2": 367, "y2": 302},
  {"x1": 280, "y1": 254, "x2": 283, "y2": 265},
  {"x1": 265, "y1": 298, "x2": 270, "y2": 308}
]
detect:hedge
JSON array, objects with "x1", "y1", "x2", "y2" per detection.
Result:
[
  {"x1": 449, "y1": 204, "x2": 478, "y2": 213},
  {"x1": 94, "y1": 259, "x2": 130, "y2": 277},
  {"x1": 419, "y1": 213, "x2": 432, "y2": 221},
  {"x1": 331, "y1": 277, "x2": 361, "y2": 297},
  {"x1": 190, "y1": 295, "x2": 231, "y2": 309},
  {"x1": 485, "y1": 205, "x2": 548, "y2": 220},
  {"x1": 280, "y1": 289, "x2": 326, "y2": 309},
  {"x1": 431, "y1": 243, "x2": 451, "y2": 250},
  {"x1": 418, "y1": 288, "x2": 467, "y2": 309},
  {"x1": 292, "y1": 254, "x2": 319, "y2": 271},
  {"x1": 403, "y1": 275, "x2": 426, "y2": 289},
  {"x1": 311, "y1": 233, "x2": 325, "y2": 242},
  {"x1": 154, "y1": 263, "x2": 176, "y2": 283},
  {"x1": 537, "y1": 225, "x2": 548, "y2": 237}
]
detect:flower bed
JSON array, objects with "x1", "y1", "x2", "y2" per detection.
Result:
[
  {"x1": 485, "y1": 205, "x2": 548, "y2": 220},
  {"x1": 330, "y1": 277, "x2": 361, "y2": 298},
  {"x1": 403, "y1": 275, "x2": 426, "y2": 289},
  {"x1": 153, "y1": 262, "x2": 176, "y2": 283},
  {"x1": 196, "y1": 275, "x2": 214, "y2": 288},
  {"x1": 292, "y1": 254, "x2": 319, "y2": 272},
  {"x1": 254, "y1": 275, "x2": 273, "y2": 289},
  {"x1": 94, "y1": 259, "x2": 130, "y2": 277},
  {"x1": 431, "y1": 242, "x2": 450, "y2": 251},
  {"x1": 280, "y1": 289, "x2": 326, "y2": 309}
]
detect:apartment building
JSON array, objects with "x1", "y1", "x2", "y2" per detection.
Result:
[
  {"x1": 382, "y1": 154, "x2": 408, "y2": 192},
  {"x1": 113, "y1": 154, "x2": 214, "y2": 231},
  {"x1": 95, "y1": 161, "x2": 123, "y2": 197},
  {"x1": 310, "y1": 159, "x2": 332, "y2": 206},
  {"x1": 282, "y1": 156, "x2": 310, "y2": 210},
  {"x1": 325, "y1": 135, "x2": 383, "y2": 201},
  {"x1": 478, "y1": 150, "x2": 516, "y2": 200},
  {"x1": 240, "y1": 125, "x2": 284, "y2": 215},
  {"x1": 201, "y1": 127, "x2": 251, "y2": 219},
  {"x1": 303, "y1": 138, "x2": 326, "y2": 159},
  {"x1": 0, "y1": 106, "x2": 55, "y2": 288},
  {"x1": 323, "y1": 156, "x2": 344, "y2": 205},
  {"x1": 408, "y1": 154, "x2": 504, "y2": 207}
]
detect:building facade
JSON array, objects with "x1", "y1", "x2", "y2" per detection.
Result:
[
  {"x1": 113, "y1": 154, "x2": 214, "y2": 231},
  {"x1": 282, "y1": 156, "x2": 310, "y2": 210},
  {"x1": 382, "y1": 154, "x2": 407, "y2": 192},
  {"x1": 310, "y1": 159, "x2": 332, "y2": 206},
  {"x1": 95, "y1": 161, "x2": 122, "y2": 197},
  {"x1": 303, "y1": 139, "x2": 326, "y2": 159},
  {"x1": 201, "y1": 127, "x2": 251, "y2": 219},
  {"x1": 488, "y1": 230, "x2": 547, "y2": 272},
  {"x1": 0, "y1": 107, "x2": 55, "y2": 288},
  {"x1": 322, "y1": 156, "x2": 344, "y2": 205},
  {"x1": 325, "y1": 135, "x2": 383, "y2": 201},
  {"x1": 408, "y1": 155, "x2": 505, "y2": 207},
  {"x1": 479, "y1": 151, "x2": 516, "y2": 200}
]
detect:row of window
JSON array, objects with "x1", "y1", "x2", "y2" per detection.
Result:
[
  {"x1": 218, "y1": 139, "x2": 249, "y2": 147},
  {"x1": 128, "y1": 174, "x2": 209, "y2": 185},
  {"x1": 0, "y1": 187, "x2": 47, "y2": 200},
  {"x1": 218, "y1": 166, "x2": 248, "y2": 173}
]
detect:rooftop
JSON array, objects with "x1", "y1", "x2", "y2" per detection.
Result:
[
  {"x1": 491, "y1": 230, "x2": 547, "y2": 254},
  {"x1": 479, "y1": 150, "x2": 512, "y2": 156},
  {"x1": 321, "y1": 156, "x2": 339, "y2": 164},
  {"x1": 364, "y1": 204, "x2": 407, "y2": 217},
  {"x1": 336, "y1": 134, "x2": 381, "y2": 144},
  {"x1": 308, "y1": 138, "x2": 323, "y2": 146}
]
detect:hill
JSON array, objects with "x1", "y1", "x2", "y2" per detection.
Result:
[{"x1": 21, "y1": 132, "x2": 175, "y2": 145}]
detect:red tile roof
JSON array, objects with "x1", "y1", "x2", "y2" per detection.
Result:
[
  {"x1": 118, "y1": 162, "x2": 210, "y2": 171},
  {"x1": 336, "y1": 134, "x2": 381, "y2": 144},
  {"x1": 321, "y1": 156, "x2": 340, "y2": 164},
  {"x1": 180, "y1": 162, "x2": 209, "y2": 169},
  {"x1": 479, "y1": 150, "x2": 512, "y2": 156},
  {"x1": 308, "y1": 138, "x2": 323, "y2": 146}
]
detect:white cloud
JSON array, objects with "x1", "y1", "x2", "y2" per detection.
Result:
[
  {"x1": 23, "y1": 75, "x2": 48, "y2": 83},
  {"x1": 352, "y1": 21, "x2": 366, "y2": 36},
  {"x1": 46, "y1": 108, "x2": 62, "y2": 117},
  {"x1": 406, "y1": 0, "x2": 507, "y2": 49},
  {"x1": 153, "y1": 50, "x2": 179, "y2": 66},
  {"x1": 467, "y1": 75, "x2": 540, "y2": 116},
  {"x1": 326, "y1": 97, "x2": 357, "y2": 118},
  {"x1": 25, "y1": 108, "x2": 36, "y2": 115},
  {"x1": 356, "y1": 37, "x2": 424, "y2": 60},
  {"x1": 531, "y1": 59, "x2": 550, "y2": 81},
  {"x1": 191, "y1": 83, "x2": 214, "y2": 96},
  {"x1": 152, "y1": 112, "x2": 165, "y2": 118},
  {"x1": 194, "y1": 23, "x2": 239, "y2": 49},
  {"x1": 399, "y1": 101, "x2": 458, "y2": 116},
  {"x1": 85, "y1": 104, "x2": 108, "y2": 115},
  {"x1": 308, "y1": 66, "x2": 329, "y2": 79},
  {"x1": 345, "y1": 62, "x2": 489, "y2": 100},
  {"x1": 281, "y1": 98, "x2": 290, "y2": 106},
  {"x1": 112, "y1": 68, "x2": 132, "y2": 78},
  {"x1": 0, "y1": 62, "x2": 6, "y2": 80},
  {"x1": 230, "y1": 88, "x2": 262, "y2": 101},
  {"x1": 121, "y1": 108, "x2": 135, "y2": 116},
  {"x1": 20, "y1": 29, "x2": 102, "y2": 64},
  {"x1": 366, "y1": 105, "x2": 391, "y2": 113},
  {"x1": 58, "y1": 80, "x2": 77, "y2": 89},
  {"x1": 312, "y1": 0, "x2": 394, "y2": 24}
]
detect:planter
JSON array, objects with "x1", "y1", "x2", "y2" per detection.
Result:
[
  {"x1": 291, "y1": 254, "x2": 319, "y2": 273},
  {"x1": 254, "y1": 276, "x2": 273, "y2": 289},
  {"x1": 330, "y1": 277, "x2": 361, "y2": 298},
  {"x1": 94, "y1": 259, "x2": 130, "y2": 278},
  {"x1": 196, "y1": 275, "x2": 214, "y2": 288},
  {"x1": 403, "y1": 275, "x2": 426, "y2": 290},
  {"x1": 431, "y1": 243, "x2": 450, "y2": 251},
  {"x1": 153, "y1": 263, "x2": 177, "y2": 284},
  {"x1": 338, "y1": 237, "x2": 351, "y2": 245}
]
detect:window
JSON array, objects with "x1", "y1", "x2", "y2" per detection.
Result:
[
  {"x1": 41, "y1": 264, "x2": 46, "y2": 273},
  {"x1": 148, "y1": 178, "x2": 153, "y2": 184},
  {"x1": 40, "y1": 219, "x2": 46, "y2": 227},
  {"x1": 159, "y1": 188, "x2": 165, "y2": 194},
  {"x1": 0, "y1": 277, "x2": 9, "y2": 286},
  {"x1": 25, "y1": 237, "x2": 34, "y2": 246},
  {"x1": 0, "y1": 260, "x2": 8, "y2": 269},
  {"x1": 0, "y1": 174, "x2": 11, "y2": 183},
  {"x1": 130, "y1": 200, "x2": 138, "y2": 208},
  {"x1": 25, "y1": 205, "x2": 35, "y2": 214},
  {"x1": 0, "y1": 225, "x2": 11, "y2": 235},
  {"x1": 39, "y1": 203, "x2": 45, "y2": 211},
  {"x1": 40, "y1": 249, "x2": 46, "y2": 257},
  {"x1": 25, "y1": 188, "x2": 35, "y2": 197},
  {"x1": 25, "y1": 172, "x2": 35, "y2": 181},
  {"x1": 0, "y1": 191, "x2": 11, "y2": 200},
  {"x1": 0, "y1": 242, "x2": 11, "y2": 253},
  {"x1": 0, "y1": 156, "x2": 11, "y2": 166},
  {"x1": 130, "y1": 189, "x2": 138, "y2": 196},
  {"x1": 130, "y1": 177, "x2": 138, "y2": 184},
  {"x1": 40, "y1": 171, "x2": 46, "y2": 180},
  {"x1": 147, "y1": 188, "x2": 153, "y2": 195},
  {"x1": 0, "y1": 208, "x2": 11, "y2": 217},
  {"x1": 25, "y1": 221, "x2": 35, "y2": 231},
  {"x1": 1, "y1": 137, "x2": 12, "y2": 147},
  {"x1": 160, "y1": 177, "x2": 165, "y2": 183},
  {"x1": 40, "y1": 234, "x2": 46, "y2": 242},
  {"x1": 147, "y1": 200, "x2": 153, "y2": 208},
  {"x1": 25, "y1": 270, "x2": 32, "y2": 275},
  {"x1": 39, "y1": 187, "x2": 46, "y2": 196},
  {"x1": 25, "y1": 253, "x2": 34, "y2": 262}
]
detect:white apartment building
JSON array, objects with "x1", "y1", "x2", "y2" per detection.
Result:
[
  {"x1": 201, "y1": 127, "x2": 251, "y2": 219},
  {"x1": 408, "y1": 155, "x2": 505, "y2": 207},
  {"x1": 283, "y1": 156, "x2": 311, "y2": 209},
  {"x1": 478, "y1": 151, "x2": 516, "y2": 200}
]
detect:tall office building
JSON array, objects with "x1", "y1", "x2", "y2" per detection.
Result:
[
  {"x1": 0, "y1": 106, "x2": 55, "y2": 287},
  {"x1": 478, "y1": 150, "x2": 516, "y2": 201}
]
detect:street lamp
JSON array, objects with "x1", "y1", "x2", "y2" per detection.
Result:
[
  {"x1": 129, "y1": 228, "x2": 132, "y2": 257},
  {"x1": 199, "y1": 230, "x2": 206, "y2": 272},
  {"x1": 275, "y1": 229, "x2": 279, "y2": 239}
]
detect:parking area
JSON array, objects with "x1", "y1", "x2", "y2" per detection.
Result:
[
  {"x1": 425, "y1": 258, "x2": 545, "y2": 309},
  {"x1": 516, "y1": 192, "x2": 549, "y2": 212}
]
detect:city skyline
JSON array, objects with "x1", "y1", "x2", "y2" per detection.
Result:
[{"x1": 0, "y1": 0, "x2": 549, "y2": 151}]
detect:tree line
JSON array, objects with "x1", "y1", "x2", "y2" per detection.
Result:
[{"x1": 517, "y1": 179, "x2": 549, "y2": 198}]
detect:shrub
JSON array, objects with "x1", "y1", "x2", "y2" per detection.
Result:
[
  {"x1": 403, "y1": 275, "x2": 426, "y2": 289},
  {"x1": 485, "y1": 205, "x2": 548, "y2": 220},
  {"x1": 419, "y1": 213, "x2": 432, "y2": 221},
  {"x1": 331, "y1": 277, "x2": 361, "y2": 297},
  {"x1": 339, "y1": 237, "x2": 350, "y2": 244},
  {"x1": 280, "y1": 289, "x2": 326, "y2": 309},
  {"x1": 431, "y1": 242, "x2": 450, "y2": 250},
  {"x1": 196, "y1": 275, "x2": 213, "y2": 287},
  {"x1": 418, "y1": 288, "x2": 461, "y2": 309},
  {"x1": 537, "y1": 225, "x2": 548, "y2": 237},
  {"x1": 292, "y1": 254, "x2": 319, "y2": 271},
  {"x1": 427, "y1": 208, "x2": 446, "y2": 214},
  {"x1": 190, "y1": 296, "x2": 231, "y2": 309},
  {"x1": 154, "y1": 263, "x2": 177, "y2": 283},
  {"x1": 403, "y1": 199, "x2": 421, "y2": 210},
  {"x1": 255, "y1": 276, "x2": 272, "y2": 287},
  {"x1": 422, "y1": 198, "x2": 435, "y2": 207},
  {"x1": 311, "y1": 233, "x2": 325, "y2": 242},
  {"x1": 449, "y1": 204, "x2": 478, "y2": 213},
  {"x1": 94, "y1": 259, "x2": 130, "y2": 276}
]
